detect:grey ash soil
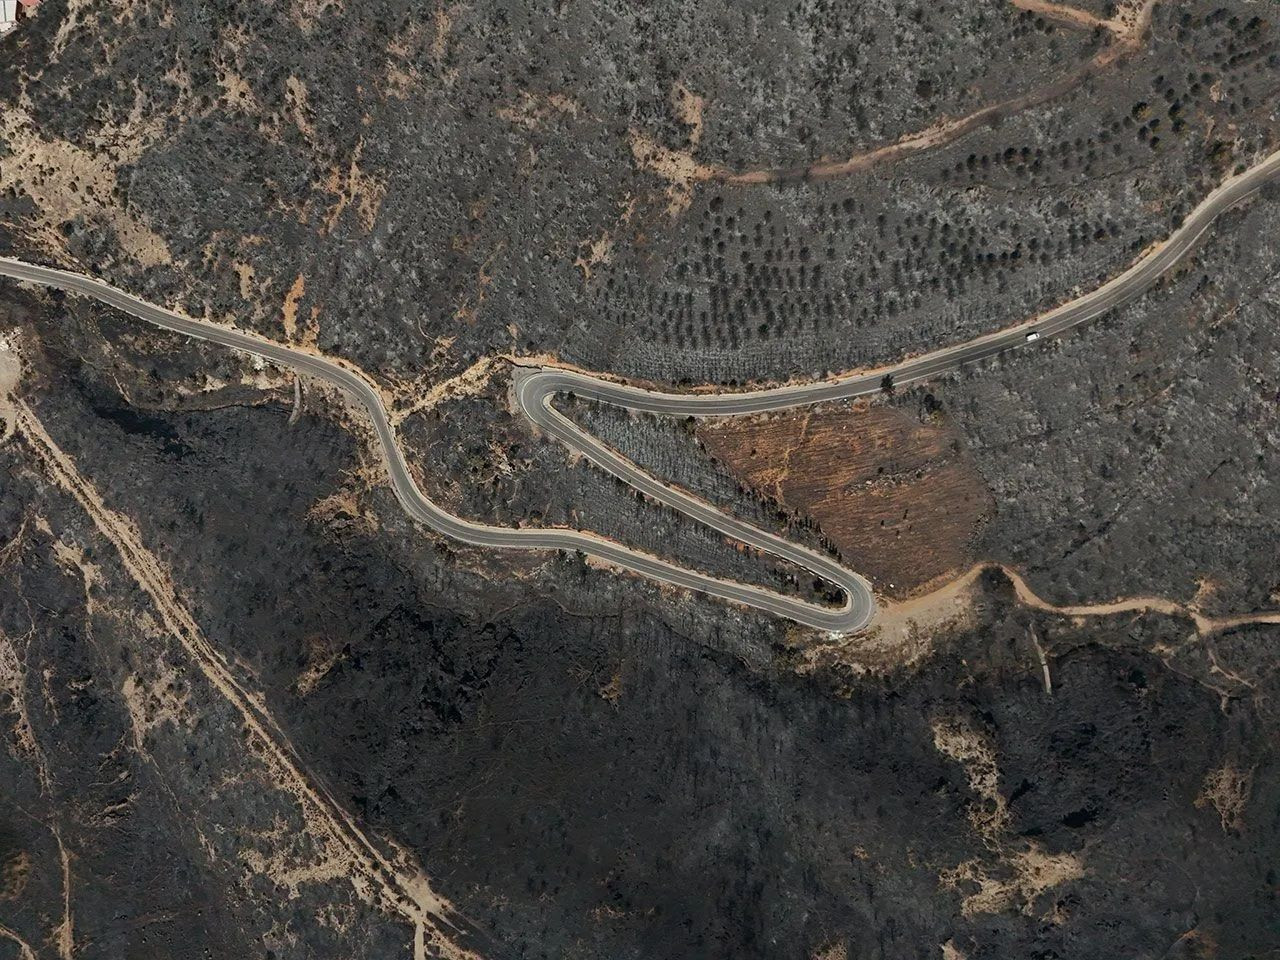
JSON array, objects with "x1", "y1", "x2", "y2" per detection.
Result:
[
  {"x1": 1, "y1": 0, "x2": 1275, "y2": 386},
  {"x1": 3, "y1": 297, "x2": 1278, "y2": 959},
  {"x1": 4, "y1": 0, "x2": 1280, "y2": 957},
  {"x1": 0, "y1": 394, "x2": 416, "y2": 959},
  {"x1": 937, "y1": 192, "x2": 1280, "y2": 617},
  {"x1": 4, "y1": 343, "x2": 1279, "y2": 958}
]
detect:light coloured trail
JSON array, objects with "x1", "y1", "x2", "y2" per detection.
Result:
[
  {"x1": 3, "y1": 147, "x2": 1279, "y2": 631},
  {"x1": 701, "y1": 0, "x2": 1158, "y2": 185}
]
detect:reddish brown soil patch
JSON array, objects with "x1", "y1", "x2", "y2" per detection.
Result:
[{"x1": 698, "y1": 403, "x2": 994, "y2": 599}]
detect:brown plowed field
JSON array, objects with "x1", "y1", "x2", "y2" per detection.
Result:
[{"x1": 698, "y1": 402, "x2": 995, "y2": 599}]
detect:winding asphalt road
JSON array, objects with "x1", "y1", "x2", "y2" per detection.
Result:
[{"x1": 3, "y1": 147, "x2": 1278, "y2": 632}]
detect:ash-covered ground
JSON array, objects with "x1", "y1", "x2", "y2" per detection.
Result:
[{"x1": 2, "y1": 1, "x2": 1280, "y2": 958}]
